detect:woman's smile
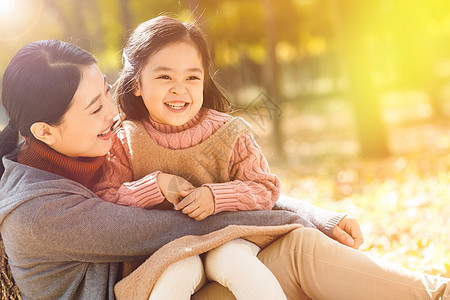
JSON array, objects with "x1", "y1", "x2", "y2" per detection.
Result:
[{"x1": 97, "y1": 122, "x2": 114, "y2": 140}]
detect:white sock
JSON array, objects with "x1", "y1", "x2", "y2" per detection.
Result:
[
  {"x1": 204, "y1": 238, "x2": 287, "y2": 300},
  {"x1": 149, "y1": 255, "x2": 205, "y2": 300}
]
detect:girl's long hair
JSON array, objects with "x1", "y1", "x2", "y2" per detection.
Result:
[
  {"x1": 0, "y1": 40, "x2": 96, "y2": 176},
  {"x1": 115, "y1": 15, "x2": 230, "y2": 121}
]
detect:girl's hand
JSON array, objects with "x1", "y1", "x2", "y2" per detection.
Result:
[
  {"x1": 157, "y1": 173, "x2": 195, "y2": 206},
  {"x1": 332, "y1": 216, "x2": 364, "y2": 249},
  {"x1": 175, "y1": 187, "x2": 215, "y2": 221}
]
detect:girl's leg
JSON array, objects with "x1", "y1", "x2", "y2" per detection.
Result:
[
  {"x1": 148, "y1": 255, "x2": 206, "y2": 300},
  {"x1": 257, "y1": 228, "x2": 450, "y2": 300},
  {"x1": 204, "y1": 238, "x2": 287, "y2": 300}
]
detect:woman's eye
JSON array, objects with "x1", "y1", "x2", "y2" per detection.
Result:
[
  {"x1": 187, "y1": 76, "x2": 200, "y2": 80},
  {"x1": 157, "y1": 75, "x2": 171, "y2": 80},
  {"x1": 92, "y1": 105, "x2": 103, "y2": 114}
]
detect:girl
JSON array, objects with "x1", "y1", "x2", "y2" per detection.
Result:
[{"x1": 94, "y1": 16, "x2": 292, "y2": 300}]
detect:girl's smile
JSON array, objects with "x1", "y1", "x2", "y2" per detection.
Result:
[
  {"x1": 134, "y1": 42, "x2": 204, "y2": 126},
  {"x1": 164, "y1": 100, "x2": 190, "y2": 112}
]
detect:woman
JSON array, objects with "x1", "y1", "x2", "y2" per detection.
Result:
[{"x1": 0, "y1": 40, "x2": 448, "y2": 300}]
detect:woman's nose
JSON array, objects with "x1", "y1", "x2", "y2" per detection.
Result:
[{"x1": 106, "y1": 97, "x2": 119, "y2": 119}]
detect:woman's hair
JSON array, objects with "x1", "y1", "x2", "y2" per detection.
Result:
[
  {"x1": 0, "y1": 39, "x2": 97, "y2": 175},
  {"x1": 115, "y1": 15, "x2": 230, "y2": 120}
]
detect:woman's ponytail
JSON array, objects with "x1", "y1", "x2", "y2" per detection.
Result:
[{"x1": 0, "y1": 122, "x2": 19, "y2": 176}]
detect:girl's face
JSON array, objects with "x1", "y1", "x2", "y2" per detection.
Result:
[
  {"x1": 46, "y1": 64, "x2": 118, "y2": 157},
  {"x1": 134, "y1": 42, "x2": 204, "y2": 126}
]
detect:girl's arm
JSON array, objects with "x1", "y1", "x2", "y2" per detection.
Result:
[
  {"x1": 93, "y1": 128, "x2": 166, "y2": 208},
  {"x1": 203, "y1": 131, "x2": 281, "y2": 214}
]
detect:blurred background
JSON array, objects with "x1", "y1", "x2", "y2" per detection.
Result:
[{"x1": 0, "y1": 0, "x2": 449, "y2": 276}]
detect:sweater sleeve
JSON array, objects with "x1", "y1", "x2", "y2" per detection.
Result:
[
  {"x1": 273, "y1": 195, "x2": 346, "y2": 238},
  {"x1": 204, "y1": 131, "x2": 281, "y2": 214},
  {"x1": 92, "y1": 128, "x2": 166, "y2": 208},
  {"x1": 16, "y1": 187, "x2": 308, "y2": 263}
]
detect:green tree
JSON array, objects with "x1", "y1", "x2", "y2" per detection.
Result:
[{"x1": 335, "y1": 0, "x2": 390, "y2": 158}]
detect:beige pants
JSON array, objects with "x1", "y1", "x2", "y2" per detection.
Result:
[{"x1": 193, "y1": 228, "x2": 450, "y2": 300}]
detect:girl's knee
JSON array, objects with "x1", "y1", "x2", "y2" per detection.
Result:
[
  {"x1": 206, "y1": 239, "x2": 259, "y2": 263},
  {"x1": 168, "y1": 254, "x2": 203, "y2": 275}
]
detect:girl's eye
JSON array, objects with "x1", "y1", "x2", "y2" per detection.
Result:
[
  {"x1": 157, "y1": 75, "x2": 171, "y2": 80},
  {"x1": 92, "y1": 105, "x2": 103, "y2": 114},
  {"x1": 187, "y1": 76, "x2": 200, "y2": 80}
]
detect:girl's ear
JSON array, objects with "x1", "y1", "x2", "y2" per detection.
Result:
[
  {"x1": 30, "y1": 122, "x2": 58, "y2": 145},
  {"x1": 133, "y1": 80, "x2": 142, "y2": 97}
]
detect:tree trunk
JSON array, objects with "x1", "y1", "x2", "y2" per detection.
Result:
[
  {"x1": 44, "y1": 0, "x2": 74, "y2": 39},
  {"x1": 263, "y1": 0, "x2": 285, "y2": 160},
  {"x1": 90, "y1": 0, "x2": 106, "y2": 53},
  {"x1": 119, "y1": 0, "x2": 132, "y2": 41},
  {"x1": 335, "y1": 0, "x2": 390, "y2": 158}
]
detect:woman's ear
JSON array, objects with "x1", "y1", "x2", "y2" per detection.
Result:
[{"x1": 30, "y1": 122, "x2": 57, "y2": 145}]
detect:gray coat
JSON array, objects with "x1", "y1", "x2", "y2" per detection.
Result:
[{"x1": 0, "y1": 148, "x2": 344, "y2": 299}]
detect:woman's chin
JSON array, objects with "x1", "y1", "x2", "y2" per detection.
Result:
[{"x1": 89, "y1": 140, "x2": 112, "y2": 157}]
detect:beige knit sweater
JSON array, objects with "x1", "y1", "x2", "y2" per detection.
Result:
[{"x1": 123, "y1": 117, "x2": 250, "y2": 186}]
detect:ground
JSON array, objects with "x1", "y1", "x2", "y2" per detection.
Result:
[{"x1": 240, "y1": 94, "x2": 450, "y2": 277}]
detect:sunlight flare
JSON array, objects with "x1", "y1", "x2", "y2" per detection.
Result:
[
  {"x1": 0, "y1": 0, "x2": 16, "y2": 15},
  {"x1": 0, "y1": 0, "x2": 43, "y2": 41}
]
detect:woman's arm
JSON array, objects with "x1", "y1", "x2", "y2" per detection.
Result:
[
  {"x1": 17, "y1": 187, "x2": 307, "y2": 263},
  {"x1": 274, "y1": 195, "x2": 345, "y2": 238}
]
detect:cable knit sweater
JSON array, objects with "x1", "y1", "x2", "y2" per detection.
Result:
[{"x1": 94, "y1": 108, "x2": 281, "y2": 214}]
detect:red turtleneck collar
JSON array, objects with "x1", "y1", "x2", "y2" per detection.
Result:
[{"x1": 17, "y1": 138, "x2": 105, "y2": 190}]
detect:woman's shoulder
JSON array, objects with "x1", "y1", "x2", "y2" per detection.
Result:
[
  {"x1": 0, "y1": 152, "x2": 94, "y2": 224},
  {"x1": 2, "y1": 150, "x2": 62, "y2": 186}
]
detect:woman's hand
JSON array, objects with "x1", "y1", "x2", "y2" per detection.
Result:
[
  {"x1": 332, "y1": 216, "x2": 364, "y2": 249},
  {"x1": 175, "y1": 187, "x2": 215, "y2": 221},
  {"x1": 157, "y1": 173, "x2": 195, "y2": 206}
]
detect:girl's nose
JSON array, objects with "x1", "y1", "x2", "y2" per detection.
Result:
[{"x1": 170, "y1": 81, "x2": 187, "y2": 95}]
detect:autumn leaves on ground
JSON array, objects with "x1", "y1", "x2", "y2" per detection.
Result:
[{"x1": 249, "y1": 95, "x2": 450, "y2": 277}]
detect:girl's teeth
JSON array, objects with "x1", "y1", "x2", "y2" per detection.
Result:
[{"x1": 166, "y1": 102, "x2": 186, "y2": 109}]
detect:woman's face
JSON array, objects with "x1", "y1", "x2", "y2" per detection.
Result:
[
  {"x1": 134, "y1": 42, "x2": 205, "y2": 126},
  {"x1": 48, "y1": 64, "x2": 118, "y2": 157}
]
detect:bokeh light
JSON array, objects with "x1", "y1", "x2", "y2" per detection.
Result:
[{"x1": 0, "y1": 0, "x2": 43, "y2": 41}]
